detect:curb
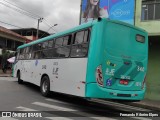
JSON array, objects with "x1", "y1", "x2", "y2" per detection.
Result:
[
  {"x1": 125, "y1": 101, "x2": 160, "y2": 111},
  {"x1": 0, "y1": 74, "x2": 12, "y2": 77}
]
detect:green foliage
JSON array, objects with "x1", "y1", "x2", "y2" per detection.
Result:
[{"x1": 1, "y1": 48, "x2": 15, "y2": 72}]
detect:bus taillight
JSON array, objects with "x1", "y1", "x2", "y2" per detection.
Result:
[
  {"x1": 119, "y1": 79, "x2": 129, "y2": 85},
  {"x1": 96, "y1": 65, "x2": 103, "y2": 87}
]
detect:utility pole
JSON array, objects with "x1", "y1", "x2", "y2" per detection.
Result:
[
  {"x1": 40, "y1": 24, "x2": 58, "y2": 38},
  {"x1": 36, "y1": 18, "x2": 43, "y2": 39},
  {"x1": 79, "y1": 0, "x2": 82, "y2": 25}
]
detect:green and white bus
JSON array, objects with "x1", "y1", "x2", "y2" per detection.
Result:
[{"x1": 13, "y1": 18, "x2": 148, "y2": 101}]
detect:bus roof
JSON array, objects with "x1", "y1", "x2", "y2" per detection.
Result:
[
  {"x1": 17, "y1": 21, "x2": 94, "y2": 49},
  {"x1": 17, "y1": 18, "x2": 146, "y2": 49}
]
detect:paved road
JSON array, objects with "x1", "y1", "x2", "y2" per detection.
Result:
[{"x1": 0, "y1": 77, "x2": 159, "y2": 120}]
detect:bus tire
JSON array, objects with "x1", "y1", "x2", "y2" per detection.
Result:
[
  {"x1": 40, "y1": 76, "x2": 50, "y2": 97},
  {"x1": 17, "y1": 71, "x2": 23, "y2": 84}
]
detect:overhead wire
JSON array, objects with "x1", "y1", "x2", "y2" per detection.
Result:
[
  {"x1": 2, "y1": 0, "x2": 41, "y2": 18},
  {"x1": 43, "y1": 19, "x2": 57, "y2": 32},
  {"x1": 0, "y1": 20, "x2": 23, "y2": 28},
  {"x1": 0, "y1": 2, "x2": 38, "y2": 19},
  {"x1": 0, "y1": 0, "x2": 58, "y2": 32}
]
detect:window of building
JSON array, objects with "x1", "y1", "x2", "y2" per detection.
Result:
[
  {"x1": 0, "y1": 38, "x2": 6, "y2": 48},
  {"x1": 142, "y1": 0, "x2": 160, "y2": 20},
  {"x1": 15, "y1": 41, "x2": 23, "y2": 49},
  {"x1": 7, "y1": 40, "x2": 14, "y2": 50}
]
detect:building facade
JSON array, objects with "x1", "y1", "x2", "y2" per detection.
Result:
[
  {"x1": 11, "y1": 28, "x2": 50, "y2": 43},
  {"x1": 0, "y1": 26, "x2": 27, "y2": 69},
  {"x1": 135, "y1": 0, "x2": 160, "y2": 100},
  {"x1": 0, "y1": 26, "x2": 26, "y2": 53}
]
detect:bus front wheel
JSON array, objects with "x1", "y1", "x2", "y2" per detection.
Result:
[
  {"x1": 17, "y1": 71, "x2": 23, "y2": 84},
  {"x1": 40, "y1": 76, "x2": 50, "y2": 97}
]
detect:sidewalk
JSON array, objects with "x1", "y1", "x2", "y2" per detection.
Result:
[{"x1": 0, "y1": 69, "x2": 12, "y2": 77}]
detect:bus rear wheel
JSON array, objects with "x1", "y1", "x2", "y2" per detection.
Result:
[
  {"x1": 40, "y1": 76, "x2": 50, "y2": 97},
  {"x1": 17, "y1": 71, "x2": 23, "y2": 84}
]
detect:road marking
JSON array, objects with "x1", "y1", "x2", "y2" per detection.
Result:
[
  {"x1": 0, "y1": 77, "x2": 17, "y2": 81},
  {"x1": 93, "y1": 99, "x2": 150, "y2": 112},
  {"x1": 16, "y1": 106, "x2": 38, "y2": 111},
  {"x1": 132, "y1": 117, "x2": 152, "y2": 120},
  {"x1": 90, "y1": 117, "x2": 117, "y2": 120},
  {"x1": 32, "y1": 102, "x2": 117, "y2": 119},
  {"x1": 0, "y1": 118, "x2": 18, "y2": 120},
  {"x1": 45, "y1": 117, "x2": 72, "y2": 120},
  {"x1": 45, "y1": 117, "x2": 116, "y2": 120},
  {"x1": 32, "y1": 102, "x2": 76, "y2": 111},
  {"x1": 45, "y1": 99, "x2": 68, "y2": 104}
]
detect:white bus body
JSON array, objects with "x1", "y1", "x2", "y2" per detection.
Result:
[{"x1": 13, "y1": 58, "x2": 87, "y2": 97}]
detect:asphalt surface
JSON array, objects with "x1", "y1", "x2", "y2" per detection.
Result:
[{"x1": 0, "y1": 77, "x2": 159, "y2": 120}]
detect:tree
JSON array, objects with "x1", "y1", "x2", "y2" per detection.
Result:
[{"x1": 1, "y1": 48, "x2": 10, "y2": 73}]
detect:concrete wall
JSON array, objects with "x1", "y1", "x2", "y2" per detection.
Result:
[
  {"x1": 135, "y1": 0, "x2": 160, "y2": 36},
  {"x1": 146, "y1": 39, "x2": 160, "y2": 100}
]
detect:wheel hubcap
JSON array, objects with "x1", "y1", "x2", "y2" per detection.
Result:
[{"x1": 42, "y1": 81, "x2": 48, "y2": 93}]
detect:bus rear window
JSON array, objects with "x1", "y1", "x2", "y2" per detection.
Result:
[{"x1": 136, "y1": 34, "x2": 145, "y2": 43}]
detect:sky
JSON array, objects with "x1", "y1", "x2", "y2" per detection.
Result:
[{"x1": 0, "y1": 0, "x2": 81, "y2": 34}]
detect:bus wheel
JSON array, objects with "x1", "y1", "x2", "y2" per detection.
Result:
[
  {"x1": 17, "y1": 71, "x2": 23, "y2": 84},
  {"x1": 40, "y1": 76, "x2": 50, "y2": 97}
]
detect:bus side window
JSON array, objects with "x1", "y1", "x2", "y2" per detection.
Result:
[
  {"x1": 32, "y1": 43, "x2": 42, "y2": 51},
  {"x1": 57, "y1": 35, "x2": 71, "y2": 58},
  {"x1": 31, "y1": 43, "x2": 42, "y2": 59},
  {"x1": 54, "y1": 37, "x2": 63, "y2": 58},
  {"x1": 63, "y1": 36, "x2": 71, "y2": 46},
  {"x1": 16, "y1": 49, "x2": 20, "y2": 60},
  {"x1": 41, "y1": 39, "x2": 55, "y2": 58},
  {"x1": 55, "y1": 37, "x2": 63, "y2": 48},
  {"x1": 74, "y1": 31, "x2": 84, "y2": 44},
  {"x1": 25, "y1": 46, "x2": 32, "y2": 59},
  {"x1": 42, "y1": 41, "x2": 48, "y2": 49},
  {"x1": 71, "y1": 30, "x2": 89, "y2": 57},
  {"x1": 84, "y1": 30, "x2": 89, "y2": 43},
  {"x1": 34, "y1": 51, "x2": 41, "y2": 59},
  {"x1": 19, "y1": 48, "x2": 25, "y2": 59},
  {"x1": 48, "y1": 40, "x2": 53, "y2": 48}
]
